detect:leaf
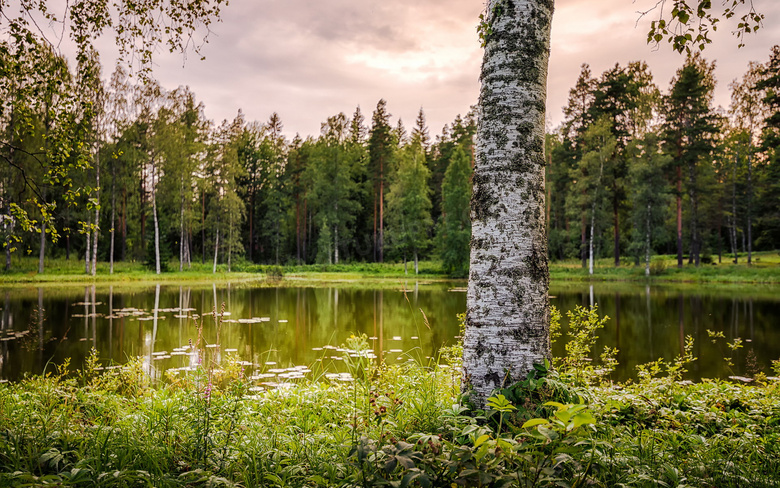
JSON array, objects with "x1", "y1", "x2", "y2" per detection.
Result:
[
  {"x1": 474, "y1": 434, "x2": 491, "y2": 447},
  {"x1": 522, "y1": 418, "x2": 549, "y2": 429},
  {"x1": 572, "y1": 411, "x2": 596, "y2": 429}
]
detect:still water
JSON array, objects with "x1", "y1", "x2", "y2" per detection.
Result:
[{"x1": 0, "y1": 281, "x2": 778, "y2": 382}]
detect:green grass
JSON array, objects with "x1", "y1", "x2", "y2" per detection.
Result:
[
  {"x1": 551, "y1": 250, "x2": 780, "y2": 284},
  {"x1": 1, "y1": 251, "x2": 779, "y2": 286}
]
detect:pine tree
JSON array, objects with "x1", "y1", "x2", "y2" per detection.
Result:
[
  {"x1": 663, "y1": 53, "x2": 720, "y2": 267},
  {"x1": 368, "y1": 100, "x2": 394, "y2": 262},
  {"x1": 755, "y1": 45, "x2": 780, "y2": 249}
]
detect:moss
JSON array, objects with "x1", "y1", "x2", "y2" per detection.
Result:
[{"x1": 471, "y1": 173, "x2": 499, "y2": 221}]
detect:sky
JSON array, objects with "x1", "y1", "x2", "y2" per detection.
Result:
[{"x1": 76, "y1": 1, "x2": 780, "y2": 139}]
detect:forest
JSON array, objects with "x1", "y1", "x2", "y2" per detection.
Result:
[{"x1": 2, "y1": 36, "x2": 779, "y2": 277}]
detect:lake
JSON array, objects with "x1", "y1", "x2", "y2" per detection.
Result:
[{"x1": 1, "y1": 280, "x2": 778, "y2": 383}]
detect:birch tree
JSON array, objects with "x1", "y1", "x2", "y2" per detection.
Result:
[{"x1": 463, "y1": 0, "x2": 554, "y2": 404}]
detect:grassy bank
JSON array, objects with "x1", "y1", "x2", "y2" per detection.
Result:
[
  {"x1": 2, "y1": 310, "x2": 779, "y2": 487},
  {"x1": 552, "y1": 250, "x2": 780, "y2": 284},
  {"x1": 1, "y1": 251, "x2": 779, "y2": 285}
]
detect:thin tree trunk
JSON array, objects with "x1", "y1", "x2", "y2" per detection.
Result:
[
  {"x1": 645, "y1": 203, "x2": 651, "y2": 277},
  {"x1": 688, "y1": 160, "x2": 700, "y2": 267},
  {"x1": 91, "y1": 151, "x2": 100, "y2": 276},
  {"x1": 213, "y1": 223, "x2": 219, "y2": 274},
  {"x1": 373, "y1": 191, "x2": 377, "y2": 262},
  {"x1": 747, "y1": 151, "x2": 753, "y2": 265},
  {"x1": 589, "y1": 211, "x2": 596, "y2": 275},
  {"x1": 85, "y1": 228, "x2": 91, "y2": 274},
  {"x1": 676, "y1": 163, "x2": 683, "y2": 268},
  {"x1": 5, "y1": 218, "x2": 12, "y2": 271},
  {"x1": 152, "y1": 168, "x2": 161, "y2": 275},
  {"x1": 202, "y1": 189, "x2": 206, "y2": 264},
  {"x1": 414, "y1": 249, "x2": 418, "y2": 275},
  {"x1": 180, "y1": 177, "x2": 185, "y2": 272},
  {"x1": 38, "y1": 222, "x2": 45, "y2": 274},
  {"x1": 580, "y1": 213, "x2": 587, "y2": 268},
  {"x1": 249, "y1": 189, "x2": 254, "y2": 262},
  {"x1": 228, "y1": 212, "x2": 232, "y2": 273},
  {"x1": 121, "y1": 189, "x2": 127, "y2": 261},
  {"x1": 110, "y1": 165, "x2": 115, "y2": 274},
  {"x1": 334, "y1": 202, "x2": 339, "y2": 265},
  {"x1": 379, "y1": 162, "x2": 384, "y2": 263},
  {"x1": 463, "y1": 0, "x2": 552, "y2": 405},
  {"x1": 732, "y1": 152, "x2": 738, "y2": 264},
  {"x1": 613, "y1": 198, "x2": 619, "y2": 267},
  {"x1": 334, "y1": 224, "x2": 339, "y2": 265}
]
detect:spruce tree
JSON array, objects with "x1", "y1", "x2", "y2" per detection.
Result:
[{"x1": 438, "y1": 146, "x2": 472, "y2": 277}]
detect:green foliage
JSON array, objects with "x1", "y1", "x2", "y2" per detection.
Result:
[
  {"x1": 438, "y1": 146, "x2": 472, "y2": 278},
  {"x1": 643, "y1": 0, "x2": 764, "y2": 52},
  {"x1": 386, "y1": 142, "x2": 432, "y2": 272},
  {"x1": 556, "y1": 305, "x2": 617, "y2": 387}
]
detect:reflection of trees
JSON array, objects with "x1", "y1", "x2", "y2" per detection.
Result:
[{"x1": 3, "y1": 283, "x2": 779, "y2": 383}]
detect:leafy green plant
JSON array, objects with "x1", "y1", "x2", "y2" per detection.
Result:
[{"x1": 556, "y1": 305, "x2": 617, "y2": 386}]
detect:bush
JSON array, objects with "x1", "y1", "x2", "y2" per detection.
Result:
[{"x1": 649, "y1": 257, "x2": 667, "y2": 275}]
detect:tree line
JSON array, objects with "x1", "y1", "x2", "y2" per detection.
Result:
[
  {"x1": 548, "y1": 46, "x2": 780, "y2": 274},
  {"x1": 2, "y1": 35, "x2": 779, "y2": 277},
  {"x1": 1, "y1": 36, "x2": 476, "y2": 275}
]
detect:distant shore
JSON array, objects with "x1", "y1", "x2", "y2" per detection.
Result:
[{"x1": 0, "y1": 251, "x2": 778, "y2": 286}]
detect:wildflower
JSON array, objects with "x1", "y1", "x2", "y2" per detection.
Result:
[{"x1": 204, "y1": 380, "x2": 213, "y2": 403}]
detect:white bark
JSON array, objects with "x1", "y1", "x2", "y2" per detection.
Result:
[
  {"x1": 213, "y1": 225, "x2": 219, "y2": 274},
  {"x1": 84, "y1": 229, "x2": 91, "y2": 274},
  {"x1": 588, "y1": 212, "x2": 595, "y2": 275},
  {"x1": 152, "y1": 182, "x2": 161, "y2": 275},
  {"x1": 91, "y1": 156, "x2": 100, "y2": 276},
  {"x1": 110, "y1": 175, "x2": 115, "y2": 275},
  {"x1": 38, "y1": 222, "x2": 45, "y2": 274},
  {"x1": 645, "y1": 203, "x2": 651, "y2": 277},
  {"x1": 180, "y1": 177, "x2": 185, "y2": 272},
  {"x1": 463, "y1": 0, "x2": 553, "y2": 405}
]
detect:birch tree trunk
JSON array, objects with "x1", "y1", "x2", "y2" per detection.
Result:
[
  {"x1": 85, "y1": 229, "x2": 91, "y2": 274},
  {"x1": 213, "y1": 224, "x2": 219, "y2": 274},
  {"x1": 463, "y1": 0, "x2": 553, "y2": 406},
  {"x1": 645, "y1": 203, "x2": 651, "y2": 277},
  {"x1": 110, "y1": 167, "x2": 115, "y2": 274},
  {"x1": 180, "y1": 177, "x2": 185, "y2": 272},
  {"x1": 91, "y1": 152, "x2": 100, "y2": 276},
  {"x1": 746, "y1": 151, "x2": 753, "y2": 265},
  {"x1": 152, "y1": 168, "x2": 161, "y2": 275},
  {"x1": 38, "y1": 222, "x2": 45, "y2": 274}
]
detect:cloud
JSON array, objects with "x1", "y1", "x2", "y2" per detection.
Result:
[{"x1": 81, "y1": 0, "x2": 779, "y2": 138}]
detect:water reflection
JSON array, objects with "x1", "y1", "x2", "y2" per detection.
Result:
[{"x1": 0, "y1": 282, "x2": 778, "y2": 383}]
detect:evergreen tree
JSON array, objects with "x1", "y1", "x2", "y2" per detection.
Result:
[
  {"x1": 663, "y1": 53, "x2": 720, "y2": 267},
  {"x1": 438, "y1": 146, "x2": 472, "y2": 277},
  {"x1": 309, "y1": 113, "x2": 362, "y2": 264},
  {"x1": 628, "y1": 133, "x2": 672, "y2": 275},
  {"x1": 368, "y1": 99, "x2": 394, "y2": 262},
  {"x1": 755, "y1": 45, "x2": 780, "y2": 249},
  {"x1": 257, "y1": 113, "x2": 288, "y2": 264},
  {"x1": 386, "y1": 141, "x2": 432, "y2": 274}
]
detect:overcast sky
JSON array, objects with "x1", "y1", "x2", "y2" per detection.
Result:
[{"x1": 97, "y1": 0, "x2": 780, "y2": 139}]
